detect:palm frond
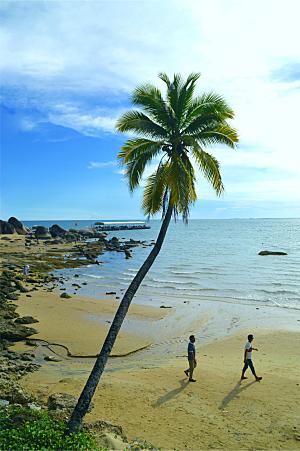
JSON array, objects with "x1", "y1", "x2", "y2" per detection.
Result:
[
  {"x1": 197, "y1": 124, "x2": 239, "y2": 149},
  {"x1": 142, "y1": 162, "x2": 169, "y2": 215},
  {"x1": 192, "y1": 146, "x2": 224, "y2": 196},
  {"x1": 182, "y1": 92, "x2": 235, "y2": 132},
  {"x1": 118, "y1": 138, "x2": 164, "y2": 164},
  {"x1": 116, "y1": 110, "x2": 168, "y2": 139},
  {"x1": 119, "y1": 139, "x2": 164, "y2": 192},
  {"x1": 132, "y1": 84, "x2": 174, "y2": 131}
]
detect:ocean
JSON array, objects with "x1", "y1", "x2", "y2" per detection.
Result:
[{"x1": 23, "y1": 218, "x2": 300, "y2": 312}]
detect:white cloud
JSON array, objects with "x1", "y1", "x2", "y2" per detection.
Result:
[
  {"x1": 1, "y1": 0, "x2": 300, "y2": 207},
  {"x1": 87, "y1": 161, "x2": 117, "y2": 169}
]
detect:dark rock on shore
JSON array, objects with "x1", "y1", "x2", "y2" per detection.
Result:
[
  {"x1": 0, "y1": 220, "x2": 15, "y2": 234},
  {"x1": 14, "y1": 316, "x2": 39, "y2": 325},
  {"x1": 60, "y1": 292, "x2": 72, "y2": 299},
  {"x1": 34, "y1": 226, "x2": 51, "y2": 239},
  {"x1": 8, "y1": 217, "x2": 28, "y2": 235},
  {"x1": 49, "y1": 224, "x2": 67, "y2": 238},
  {"x1": 258, "y1": 250, "x2": 288, "y2": 256},
  {"x1": 0, "y1": 321, "x2": 37, "y2": 341}
]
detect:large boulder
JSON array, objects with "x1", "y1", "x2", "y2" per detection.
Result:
[
  {"x1": 0, "y1": 220, "x2": 15, "y2": 234},
  {"x1": 8, "y1": 217, "x2": 28, "y2": 235},
  {"x1": 34, "y1": 226, "x2": 51, "y2": 239},
  {"x1": 49, "y1": 224, "x2": 67, "y2": 238}
]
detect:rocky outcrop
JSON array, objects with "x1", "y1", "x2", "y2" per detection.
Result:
[
  {"x1": 34, "y1": 226, "x2": 51, "y2": 239},
  {"x1": 0, "y1": 320, "x2": 37, "y2": 341},
  {"x1": 47, "y1": 392, "x2": 93, "y2": 413},
  {"x1": 14, "y1": 316, "x2": 39, "y2": 325},
  {"x1": 49, "y1": 224, "x2": 67, "y2": 238},
  {"x1": 0, "y1": 220, "x2": 15, "y2": 234},
  {"x1": 8, "y1": 217, "x2": 28, "y2": 235},
  {"x1": 258, "y1": 250, "x2": 288, "y2": 256}
]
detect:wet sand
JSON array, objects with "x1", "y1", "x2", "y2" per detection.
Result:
[{"x1": 2, "y1": 235, "x2": 300, "y2": 449}]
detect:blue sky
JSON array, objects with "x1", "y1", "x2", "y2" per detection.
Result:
[{"x1": 1, "y1": 0, "x2": 300, "y2": 220}]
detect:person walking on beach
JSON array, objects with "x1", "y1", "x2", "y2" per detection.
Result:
[
  {"x1": 241, "y1": 334, "x2": 262, "y2": 381},
  {"x1": 23, "y1": 265, "x2": 30, "y2": 277},
  {"x1": 184, "y1": 335, "x2": 197, "y2": 382}
]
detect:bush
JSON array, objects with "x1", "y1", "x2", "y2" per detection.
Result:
[{"x1": 0, "y1": 406, "x2": 98, "y2": 450}]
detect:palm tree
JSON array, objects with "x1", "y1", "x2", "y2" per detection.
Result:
[{"x1": 66, "y1": 73, "x2": 238, "y2": 434}]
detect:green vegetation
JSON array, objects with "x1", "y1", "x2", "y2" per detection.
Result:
[{"x1": 0, "y1": 406, "x2": 98, "y2": 450}]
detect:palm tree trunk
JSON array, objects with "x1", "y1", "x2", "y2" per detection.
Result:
[{"x1": 66, "y1": 201, "x2": 173, "y2": 434}]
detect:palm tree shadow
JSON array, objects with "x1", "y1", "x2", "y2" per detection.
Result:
[
  {"x1": 153, "y1": 378, "x2": 189, "y2": 407},
  {"x1": 219, "y1": 380, "x2": 257, "y2": 410}
]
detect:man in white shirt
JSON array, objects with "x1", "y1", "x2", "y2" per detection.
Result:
[{"x1": 241, "y1": 334, "x2": 262, "y2": 381}]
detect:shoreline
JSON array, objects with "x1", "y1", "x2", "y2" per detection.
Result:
[{"x1": 1, "y1": 233, "x2": 300, "y2": 449}]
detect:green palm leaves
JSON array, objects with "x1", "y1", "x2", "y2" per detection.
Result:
[{"x1": 117, "y1": 73, "x2": 238, "y2": 221}]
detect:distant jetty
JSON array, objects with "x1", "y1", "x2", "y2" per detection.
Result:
[{"x1": 93, "y1": 221, "x2": 150, "y2": 232}]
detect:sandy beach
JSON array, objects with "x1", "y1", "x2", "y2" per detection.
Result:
[
  {"x1": 15, "y1": 288, "x2": 300, "y2": 450},
  {"x1": 1, "y1": 235, "x2": 300, "y2": 449}
]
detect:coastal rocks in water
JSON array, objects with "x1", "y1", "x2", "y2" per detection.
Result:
[
  {"x1": 258, "y1": 250, "x2": 288, "y2": 256},
  {"x1": 8, "y1": 217, "x2": 28, "y2": 235},
  {"x1": 60, "y1": 292, "x2": 72, "y2": 299},
  {"x1": 14, "y1": 316, "x2": 39, "y2": 325},
  {"x1": 49, "y1": 224, "x2": 67, "y2": 238},
  {"x1": 124, "y1": 249, "x2": 132, "y2": 259},
  {"x1": 34, "y1": 226, "x2": 52, "y2": 239},
  {"x1": 0, "y1": 220, "x2": 15, "y2": 234}
]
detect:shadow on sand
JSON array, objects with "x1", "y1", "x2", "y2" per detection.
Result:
[
  {"x1": 219, "y1": 380, "x2": 257, "y2": 410},
  {"x1": 153, "y1": 378, "x2": 189, "y2": 407}
]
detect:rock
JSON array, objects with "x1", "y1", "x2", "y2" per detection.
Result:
[
  {"x1": 124, "y1": 249, "x2": 132, "y2": 259},
  {"x1": 8, "y1": 217, "x2": 28, "y2": 235},
  {"x1": 44, "y1": 355, "x2": 62, "y2": 362},
  {"x1": 258, "y1": 250, "x2": 288, "y2": 256},
  {"x1": 0, "y1": 319, "x2": 37, "y2": 341},
  {"x1": 34, "y1": 226, "x2": 51, "y2": 239},
  {"x1": 159, "y1": 305, "x2": 173, "y2": 309},
  {"x1": 0, "y1": 399, "x2": 9, "y2": 406},
  {"x1": 86, "y1": 419, "x2": 124, "y2": 438},
  {"x1": 49, "y1": 224, "x2": 67, "y2": 238},
  {"x1": 14, "y1": 316, "x2": 39, "y2": 325},
  {"x1": 60, "y1": 292, "x2": 72, "y2": 299},
  {"x1": 106, "y1": 291, "x2": 116, "y2": 295},
  {"x1": 27, "y1": 402, "x2": 42, "y2": 411},
  {"x1": 25, "y1": 339, "x2": 37, "y2": 346},
  {"x1": 47, "y1": 392, "x2": 93, "y2": 413},
  {"x1": 0, "y1": 220, "x2": 15, "y2": 234},
  {"x1": 14, "y1": 280, "x2": 29, "y2": 293}
]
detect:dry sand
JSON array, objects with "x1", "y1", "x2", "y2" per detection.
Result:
[
  {"x1": 18, "y1": 326, "x2": 300, "y2": 450},
  {"x1": 2, "y1": 235, "x2": 300, "y2": 449}
]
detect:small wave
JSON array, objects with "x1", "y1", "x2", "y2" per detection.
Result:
[
  {"x1": 81, "y1": 274, "x2": 104, "y2": 279},
  {"x1": 148, "y1": 277, "x2": 200, "y2": 286},
  {"x1": 258, "y1": 289, "x2": 298, "y2": 296}
]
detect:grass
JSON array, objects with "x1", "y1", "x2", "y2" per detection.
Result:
[{"x1": 0, "y1": 406, "x2": 99, "y2": 450}]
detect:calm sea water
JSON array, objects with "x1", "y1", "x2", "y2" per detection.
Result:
[{"x1": 24, "y1": 219, "x2": 300, "y2": 311}]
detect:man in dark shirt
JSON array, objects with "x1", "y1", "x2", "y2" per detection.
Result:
[{"x1": 184, "y1": 335, "x2": 197, "y2": 382}]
